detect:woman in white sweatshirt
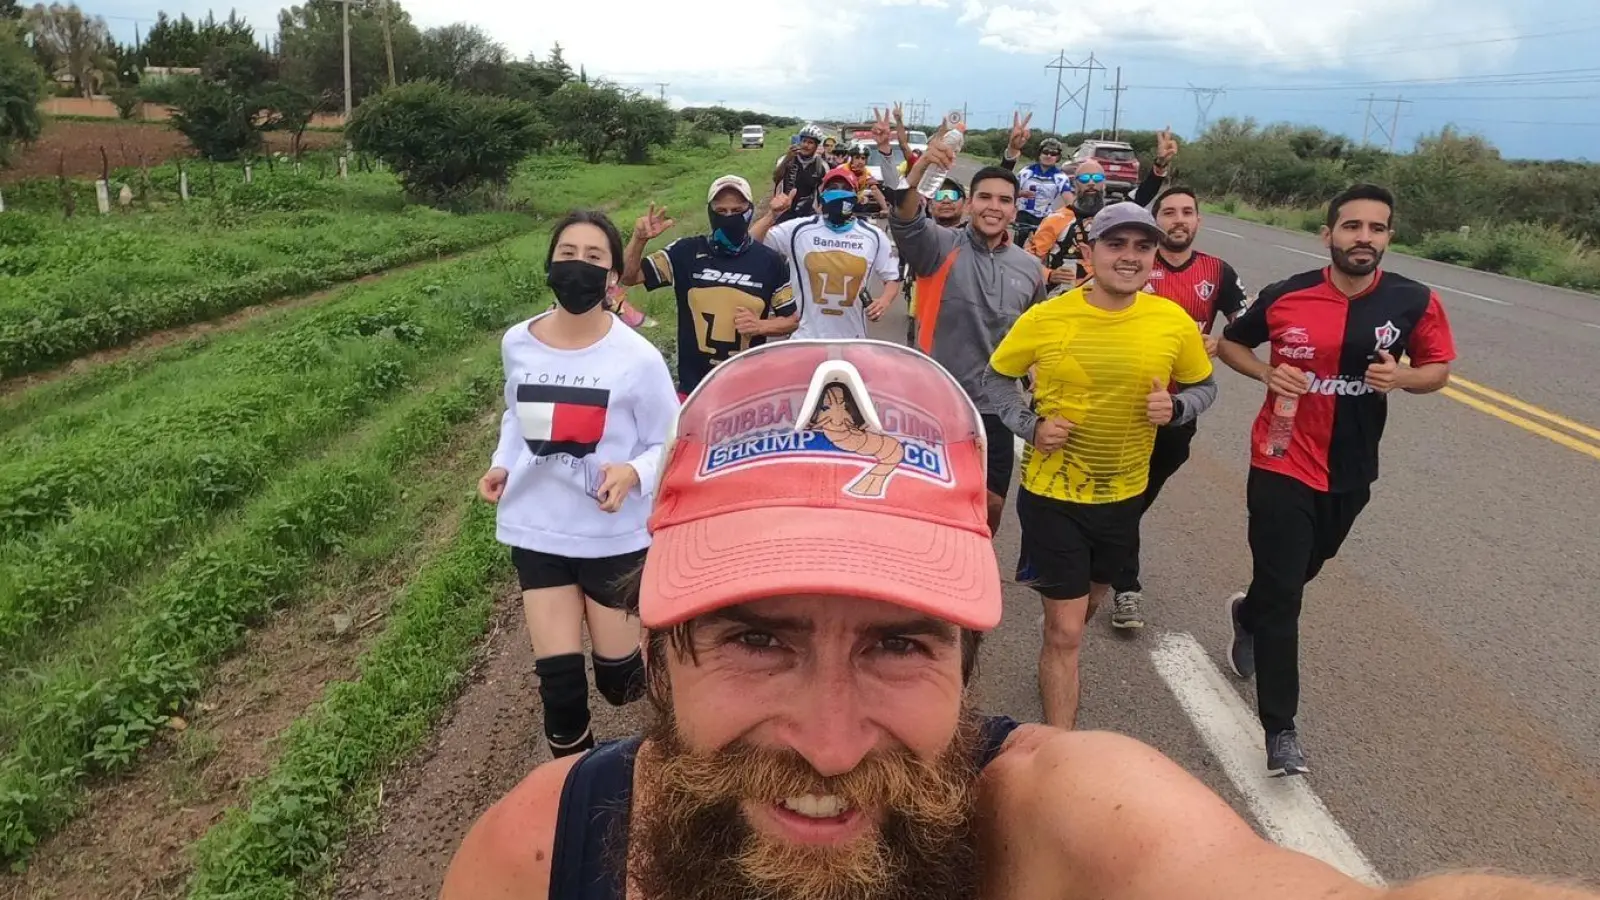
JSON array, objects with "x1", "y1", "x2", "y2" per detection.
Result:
[{"x1": 477, "y1": 210, "x2": 679, "y2": 759}]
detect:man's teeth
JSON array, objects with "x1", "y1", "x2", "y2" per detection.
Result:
[{"x1": 779, "y1": 794, "x2": 850, "y2": 818}]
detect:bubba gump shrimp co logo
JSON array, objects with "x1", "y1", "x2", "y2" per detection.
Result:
[{"x1": 698, "y1": 385, "x2": 954, "y2": 497}]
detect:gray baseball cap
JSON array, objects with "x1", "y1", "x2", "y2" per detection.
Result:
[{"x1": 1087, "y1": 201, "x2": 1166, "y2": 242}]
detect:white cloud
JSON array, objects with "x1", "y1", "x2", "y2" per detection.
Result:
[
  {"x1": 959, "y1": 0, "x2": 1517, "y2": 78},
  {"x1": 877, "y1": 0, "x2": 950, "y2": 7},
  {"x1": 896, "y1": 42, "x2": 920, "y2": 49}
]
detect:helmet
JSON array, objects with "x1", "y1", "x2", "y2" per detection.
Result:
[
  {"x1": 799, "y1": 124, "x2": 826, "y2": 142},
  {"x1": 1040, "y1": 138, "x2": 1064, "y2": 155}
]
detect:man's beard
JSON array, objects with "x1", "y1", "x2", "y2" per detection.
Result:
[
  {"x1": 934, "y1": 211, "x2": 964, "y2": 227},
  {"x1": 1161, "y1": 228, "x2": 1194, "y2": 252},
  {"x1": 627, "y1": 710, "x2": 984, "y2": 900},
  {"x1": 1330, "y1": 243, "x2": 1383, "y2": 276}
]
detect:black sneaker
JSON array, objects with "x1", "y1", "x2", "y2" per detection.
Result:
[
  {"x1": 548, "y1": 728, "x2": 595, "y2": 759},
  {"x1": 1266, "y1": 729, "x2": 1309, "y2": 777},
  {"x1": 1226, "y1": 591, "x2": 1255, "y2": 679}
]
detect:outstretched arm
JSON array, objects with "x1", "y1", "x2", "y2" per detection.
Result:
[{"x1": 620, "y1": 204, "x2": 675, "y2": 287}]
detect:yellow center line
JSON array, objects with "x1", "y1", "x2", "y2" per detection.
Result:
[
  {"x1": 1441, "y1": 386, "x2": 1600, "y2": 462},
  {"x1": 1448, "y1": 375, "x2": 1600, "y2": 444}
]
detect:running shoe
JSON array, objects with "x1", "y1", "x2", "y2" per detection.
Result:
[
  {"x1": 1111, "y1": 591, "x2": 1145, "y2": 629},
  {"x1": 1266, "y1": 729, "x2": 1309, "y2": 777},
  {"x1": 1226, "y1": 591, "x2": 1255, "y2": 679}
]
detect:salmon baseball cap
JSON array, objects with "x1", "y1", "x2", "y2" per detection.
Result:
[{"x1": 641, "y1": 339, "x2": 1001, "y2": 631}]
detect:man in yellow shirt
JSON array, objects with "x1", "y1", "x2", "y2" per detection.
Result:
[{"x1": 985, "y1": 203, "x2": 1218, "y2": 729}]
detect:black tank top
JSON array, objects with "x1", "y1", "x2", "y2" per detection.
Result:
[{"x1": 547, "y1": 715, "x2": 1022, "y2": 900}]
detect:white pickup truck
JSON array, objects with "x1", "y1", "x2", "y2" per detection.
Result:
[{"x1": 741, "y1": 125, "x2": 765, "y2": 149}]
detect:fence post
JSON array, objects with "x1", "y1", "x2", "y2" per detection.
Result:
[
  {"x1": 244, "y1": 163, "x2": 253, "y2": 184},
  {"x1": 338, "y1": 155, "x2": 349, "y2": 179},
  {"x1": 0, "y1": 189, "x2": 5, "y2": 213},
  {"x1": 180, "y1": 166, "x2": 190, "y2": 202},
  {"x1": 95, "y1": 179, "x2": 111, "y2": 215}
]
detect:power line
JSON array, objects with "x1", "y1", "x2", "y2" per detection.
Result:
[
  {"x1": 1045, "y1": 50, "x2": 1105, "y2": 134},
  {"x1": 1188, "y1": 85, "x2": 1224, "y2": 137},
  {"x1": 1361, "y1": 95, "x2": 1412, "y2": 150}
]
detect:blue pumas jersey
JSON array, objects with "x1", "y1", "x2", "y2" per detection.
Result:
[
  {"x1": 642, "y1": 235, "x2": 797, "y2": 393},
  {"x1": 1017, "y1": 163, "x2": 1071, "y2": 218}
]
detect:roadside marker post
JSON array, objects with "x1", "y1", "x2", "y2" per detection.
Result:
[{"x1": 95, "y1": 179, "x2": 111, "y2": 215}]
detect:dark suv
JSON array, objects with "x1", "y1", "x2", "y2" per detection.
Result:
[{"x1": 1072, "y1": 140, "x2": 1141, "y2": 199}]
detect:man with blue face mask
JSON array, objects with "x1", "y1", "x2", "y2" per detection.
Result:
[
  {"x1": 751, "y1": 166, "x2": 901, "y2": 341},
  {"x1": 622, "y1": 175, "x2": 799, "y2": 398}
]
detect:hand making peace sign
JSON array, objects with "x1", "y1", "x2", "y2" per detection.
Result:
[
  {"x1": 1008, "y1": 110, "x2": 1033, "y2": 156},
  {"x1": 634, "y1": 203, "x2": 674, "y2": 242}
]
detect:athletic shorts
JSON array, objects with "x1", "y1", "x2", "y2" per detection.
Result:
[
  {"x1": 510, "y1": 546, "x2": 647, "y2": 610},
  {"x1": 981, "y1": 414, "x2": 1016, "y2": 500},
  {"x1": 1015, "y1": 489, "x2": 1142, "y2": 600}
]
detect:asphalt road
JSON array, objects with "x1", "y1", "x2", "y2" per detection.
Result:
[{"x1": 877, "y1": 159, "x2": 1600, "y2": 886}]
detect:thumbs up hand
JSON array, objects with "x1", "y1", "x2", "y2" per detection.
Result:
[
  {"x1": 1365, "y1": 349, "x2": 1401, "y2": 393},
  {"x1": 1147, "y1": 377, "x2": 1175, "y2": 425}
]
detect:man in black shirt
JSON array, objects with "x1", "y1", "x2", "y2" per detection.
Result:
[{"x1": 772, "y1": 124, "x2": 830, "y2": 224}]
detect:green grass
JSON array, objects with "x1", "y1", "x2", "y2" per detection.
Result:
[
  {"x1": 0, "y1": 164, "x2": 532, "y2": 378},
  {"x1": 0, "y1": 144, "x2": 755, "y2": 871},
  {"x1": 167, "y1": 144, "x2": 778, "y2": 897},
  {"x1": 1207, "y1": 196, "x2": 1600, "y2": 293}
]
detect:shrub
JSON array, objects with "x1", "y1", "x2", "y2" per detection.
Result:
[
  {"x1": 346, "y1": 80, "x2": 543, "y2": 204},
  {"x1": 169, "y1": 78, "x2": 262, "y2": 162},
  {"x1": 108, "y1": 84, "x2": 141, "y2": 119},
  {"x1": 0, "y1": 25, "x2": 46, "y2": 166},
  {"x1": 544, "y1": 81, "x2": 676, "y2": 164}
]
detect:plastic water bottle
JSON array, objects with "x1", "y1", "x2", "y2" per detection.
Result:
[
  {"x1": 1262, "y1": 394, "x2": 1298, "y2": 458},
  {"x1": 917, "y1": 111, "x2": 967, "y2": 198}
]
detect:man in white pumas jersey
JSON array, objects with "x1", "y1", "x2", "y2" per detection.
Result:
[{"x1": 752, "y1": 165, "x2": 901, "y2": 340}]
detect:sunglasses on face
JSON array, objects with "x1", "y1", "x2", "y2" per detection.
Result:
[
  {"x1": 1040, "y1": 150, "x2": 1060, "y2": 157},
  {"x1": 934, "y1": 190, "x2": 962, "y2": 202},
  {"x1": 1073, "y1": 172, "x2": 1106, "y2": 185}
]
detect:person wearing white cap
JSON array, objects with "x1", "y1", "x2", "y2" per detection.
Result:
[
  {"x1": 985, "y1": 201, "x2": 1220, "y2": 730},
  {"x1": 622, "y1": 175, "x2": 798, "y2": 398}
]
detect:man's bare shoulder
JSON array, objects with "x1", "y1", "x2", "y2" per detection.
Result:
[{"x1": 439, "y1": 754, "x2": 583, "y2": 900}]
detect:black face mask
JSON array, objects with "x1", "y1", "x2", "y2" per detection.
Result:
[
  {"x1": 546, "y1": 259, "x2": 609, "y2": 315},
  {"x1": 708, "y1": 204, "x2": 753, "y2": 251},
  {"x1": 1072, "y1": 189, "x2": 1106, "y2": 218}
]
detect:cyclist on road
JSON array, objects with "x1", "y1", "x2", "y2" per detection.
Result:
[
  {"x1": 772, "y1": 124, "x2": 829, "y2": 224},
  {"x1": 752, "y1": 166, "x2": 901, "y2": 341},
  {"x1": 1107, "y1": 185, "x2": 1248, "y2": 629},
  {"x1": 620, "y1": 175, "x2": 798, "y2": 398},
  {"x1": 479, "y1": 210, "x2": 677, "y2": 760},
  {"x1": 1217, "y1": 183, "x2": 1456, "y2": 777}
]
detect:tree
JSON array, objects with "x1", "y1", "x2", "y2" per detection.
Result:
[
  {"x1": 277, "y1": 0, "x2": 421, "y2": 109},
  {"x1": 0, "y1": 21, "x2": 45, "y2": 166},
  {"x1": 346, "y1": 80, "x2": 544, "y2": 203},
  {"x1": 24, "y1": 3, "x2": 114, "y2": 98},
  {"x1": 141, "y1": 11, "x2": 256, "y2": 69},
  {"x1": 1, "y1": 0, "x2": 22, "y2": 19},
  {"x1": 168, "y1": 76, "x2": 261, "y2": 161},
  {"x1": 202, "y1": 40, "x2": 275, "y2": 94},
  {"x1": 413, "y1": 23, "x2": 507, "y2": 94},
  {"x1": 545, "y1": 81, "x2": 675, "y2": 164},
  {"x1": 261, "y1": 78, "x2": 329, "y2": 157}
]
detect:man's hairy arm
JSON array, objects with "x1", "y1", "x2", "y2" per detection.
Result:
[
  {"x1": 986, "y1": 729, "x2": 1600, "y2": 900},
  {"x1": 438, "y1": 755, "x2": 579, "y2": 899}
]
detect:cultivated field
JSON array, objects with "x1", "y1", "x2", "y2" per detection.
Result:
[{"x1": 0, "y1": 141, "x2": 775, "y2": 899}]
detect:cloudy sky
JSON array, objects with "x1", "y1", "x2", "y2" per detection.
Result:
[{"x1": 94, "y1": 0, "x2": 1599, "y2": 160}]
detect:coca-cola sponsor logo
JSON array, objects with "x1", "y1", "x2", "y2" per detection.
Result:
[
  {"x1": 1307, "y1": 374, "x2": 1373, "y2": 396},
  {"x1": 1279, "y1": 345, "x2": 1316, "y2": 360}
]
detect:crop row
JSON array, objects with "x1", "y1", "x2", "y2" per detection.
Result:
[
  {"x1": 0, "y1": 206, "x2": 528, "y2": 379},
  {"x1": 0, "y1": 350, "x2": 501, "y2": 865},
  {"x1": 0, "y1": 251, "x2": 545, "y2": 664}
]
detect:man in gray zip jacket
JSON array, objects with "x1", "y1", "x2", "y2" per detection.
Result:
[{"x1": 891, "y1": 137, "x2": 1048, "y2": 533}]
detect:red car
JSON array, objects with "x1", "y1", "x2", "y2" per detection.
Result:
[{"x1": 1071, "y1": 140, "x2": 1141, "y2": 200}]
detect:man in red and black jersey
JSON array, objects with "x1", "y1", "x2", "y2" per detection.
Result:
[
  {"x1": 1217, "y1": 184, "x2": 1456, "y2": 777},
  {"x1": 1108, "y1": 186, "x2": 1248, "y2": 629}
]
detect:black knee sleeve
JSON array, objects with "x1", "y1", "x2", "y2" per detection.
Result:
[
  {"x1": 592, "y1": 648, "x2": 644, "y2": 706},
  {"x1": 534, "y1": 653, "x2": 590, "y2": 748}
]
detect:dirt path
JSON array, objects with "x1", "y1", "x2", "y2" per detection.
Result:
[{"x1": 332, "y1": 591, "x2": 649, "y2": 899}]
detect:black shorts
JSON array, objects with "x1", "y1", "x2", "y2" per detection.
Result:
[
  {"x1": 510, "y1": 546, "x2": 647, "y2": 610},
  {"x1": 1015, "y1": 489, "x2": 1142, "y2": 600},
  {"x1": 981, "y1": 414, "x2": 1015, "y2": 500}
]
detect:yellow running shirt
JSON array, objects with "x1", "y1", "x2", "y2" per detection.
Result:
[{"x1": 990, "y1": 286, "x2": 1213, "y2": 504}]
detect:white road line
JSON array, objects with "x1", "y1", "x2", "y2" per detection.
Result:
[
  {"x1": 1273, "y1": 244, "x2": 1326, "y2": 260},
  {"x1": 1150, "y1": 632, "x2": 1385, "y2": 886},
  {"x1": 1585, "y1": 323, "x2": 1600, "y2": 330},
  {"x1": 1210, "y1": 228, "x2": 1243, "y2": 239},
  {"x1": 1433, "y1": 284, "x2": 1511, "y2": 306}
]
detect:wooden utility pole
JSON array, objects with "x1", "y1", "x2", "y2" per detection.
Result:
[
  {"x1": 341, "y1": 0, "x2": 353, "y2": 119},
  {"x1": 381, "y1": 0, "x2": 396, "y2": 88}
]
